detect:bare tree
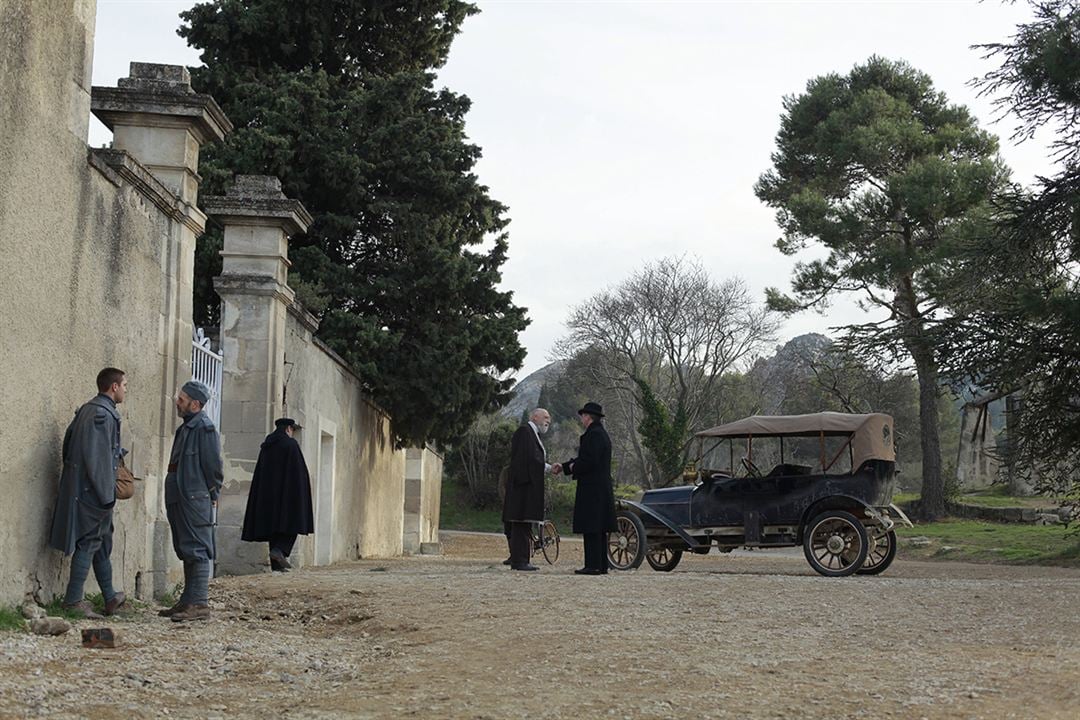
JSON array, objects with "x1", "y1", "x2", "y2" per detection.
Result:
[{"x1": 559, "y1": 256, "x2": 777, "y2": 487}]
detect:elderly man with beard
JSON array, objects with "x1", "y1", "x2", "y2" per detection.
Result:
[
  {"x1": 159, "y1": 380, "x2": 223, "y2": 622},
  {"x1": 502, "y1": 408, "x2": 559, "y2": 571}
]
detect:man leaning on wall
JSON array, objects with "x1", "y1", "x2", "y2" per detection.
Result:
[
  {"x1": 48, "y1": 368, "x2": 129, "y2": 619},
  {"x1": 159, "y1": 380, "x2": 223, "y2": 623}
]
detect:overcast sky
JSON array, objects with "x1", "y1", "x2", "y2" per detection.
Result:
[{"x1": 91, "y1": 0, "x2": 1050, "y2": 378}]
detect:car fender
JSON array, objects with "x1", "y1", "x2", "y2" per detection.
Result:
[
  {"x1": 616, "y1": 498, "x2": 709, "y2": 550},
  {"x1": 801, "y1": 495, "x2": 914, "y2": 536}
]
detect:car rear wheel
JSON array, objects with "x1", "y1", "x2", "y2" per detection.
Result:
[
  {"x1": 646, "y1": 547, "x2": 683, "y2": 572},
  {"x1": 857, "y1": 529, "x2": 897, "y2": 575},
  {"x1": 803, "y1": 510, "x2": 869, "y2": 577},
  {"x1": 608, "y1": 511, "x2": 646, "y2": 570}
]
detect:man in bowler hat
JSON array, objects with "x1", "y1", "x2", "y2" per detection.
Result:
[
  {"x1": 562, "y1": 402, "x2": 617, "y2": 574},
  {"x1": 241, "y1": 418, "x2": 314, "y2": 571},
  {"x1": 159, "y1": 380, "x2": 223, "y2": 622}
]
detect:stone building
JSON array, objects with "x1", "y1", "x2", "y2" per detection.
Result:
[{"x1": 0, "y1": 0, "x2": 441, "y2": 606}]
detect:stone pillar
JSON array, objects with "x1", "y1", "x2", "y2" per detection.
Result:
[
  {"x1": 403, "y1": 449, "x2": 424, "y2": 554},
  {"x1": 91, "y1": 63, "x2": 231, "y2": 597},
  {"x1": 206, "y1": 176, "x2": 312, "y2": 575}
]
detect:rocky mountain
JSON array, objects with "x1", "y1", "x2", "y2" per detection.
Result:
[{"x1": 500, "y1": 360, "x2": 568, "y2": 420}]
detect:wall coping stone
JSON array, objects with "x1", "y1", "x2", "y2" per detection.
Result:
[
  {"x1": 91, "y1": 63, "x2": 232, "y2": 144},
  {"x1": 203, "y1": 175, "x2": 313, "y2": 236},
  {"x1": 88, "y1": 148, "x2": 207, "y2": 234}
]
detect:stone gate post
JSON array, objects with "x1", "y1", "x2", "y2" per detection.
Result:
[
  {"x1": 90, "y1": 62, "x2": 231, "y2": 597},
  {"x1": 205, "y1": 176, "x2": 312, "y2": 575}
]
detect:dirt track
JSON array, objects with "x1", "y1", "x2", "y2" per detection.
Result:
[{"x1": 2, "y1": 531, "x2": 1079, "y2": 719}]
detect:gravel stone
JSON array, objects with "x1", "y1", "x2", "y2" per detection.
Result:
[{"x1": 0, "y1": 531, "x2": 1077, "y2": 719}]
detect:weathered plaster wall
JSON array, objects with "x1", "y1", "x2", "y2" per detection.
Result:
[
  {"x1": 419, "y1": 448, "x2": 443, "y2": 546},
  {"x1": 282, "y1": 311, "x2": 406, "y2": 562},
  {"x1": 0, "y1": 0, "x2": 190, "y2": 602}
]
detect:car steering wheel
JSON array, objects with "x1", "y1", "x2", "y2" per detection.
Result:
[{"x1": 741, "y1": 457, "x2": 762, "y2": 478}]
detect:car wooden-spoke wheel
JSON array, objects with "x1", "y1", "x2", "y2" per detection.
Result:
[
  {"x1": 608, "y1": 511, "x2": 646, "y2": 570},
  {"x1": 803, "y1": 510, "x2": 868, "y2": 577},
  {"x1": 857, "y1": 528, "x2": 897, "y2": 575},
  {"x1": 646, "y1": 547, "x2": 683, "y2": 572},
  {"x1": 540, "y1": 520, "x2": 560, "y2": 565}
]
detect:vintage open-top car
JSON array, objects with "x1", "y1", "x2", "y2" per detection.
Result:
[{"x1": 606, "y1": 412, "x2": 913, "y2": 577}]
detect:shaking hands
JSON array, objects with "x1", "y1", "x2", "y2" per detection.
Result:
[{"x1": 551, "y1": 463, "x2": 563, "y2": 476}]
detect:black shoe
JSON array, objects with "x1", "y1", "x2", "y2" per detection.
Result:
[
  {"x1": 269, "y1": 549, "x2": 292, "y2": 570},
  {"x1": 502, "y1": 558, "x2": 512, "y2": 566},
  {"x1": 574, "y1": 568, "x2": 604, "y2": 575},
  {"x1": 270, "y1": 557, "x2": 290, "y2": 573},
  {"x1": 511, "y1": 563, "x2": 539, "y2": 571}
]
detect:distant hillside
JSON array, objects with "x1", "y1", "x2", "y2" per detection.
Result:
[{"x1": 500, "y1": 360, "x2": 568, "y2": 420}]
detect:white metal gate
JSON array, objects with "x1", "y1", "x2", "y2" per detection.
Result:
[{"x1": 192, "y1": 327, "x2": 223, "y2": 427}]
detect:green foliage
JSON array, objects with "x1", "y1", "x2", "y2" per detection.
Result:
[
  {"x1": 634, "y1": 378, "x2": 689, "y2": 486},
  {"x1": 0, "y1": 606, "x2": 25, "y2": 632},
  {"x1": 180, "y1": 0, "x2": 528, "y2": 446},
  {"x1": 443, "y1": 414, "x2": 517, "y2": 507},
  {"x1": 755, "y1": 56, "x2": 1007, "y2": 519},
  {"x1": 937, "y1": 2, "x2": 1080, "y2": 508},
  {"x1": 897, "y1": 520, "x2": 1080, "y2": 566},
  {"x1": 439, "y1": 477, "x2": 506, "y2": 533},
  {"x1": 43, "y1": 594, "x2": 102, "y2": 620},
  {"x1": 158, "y1": 582, "x2": 184, "y2": 608}
]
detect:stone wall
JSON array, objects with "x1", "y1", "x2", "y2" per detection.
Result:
[
  {"x1": 207, "y1": 177, "x2": 443, "y2": 574},
  {"x1": 0, "y1": 1, "x2": 228, "y2": 603}
]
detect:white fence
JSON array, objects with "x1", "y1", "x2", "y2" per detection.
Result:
[{"x1": 192, "y1": 328, "x2": 223, "y2": 427}]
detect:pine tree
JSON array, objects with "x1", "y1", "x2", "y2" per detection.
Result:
[{"x1": 179, "y1": 1, "x2": 528, "y2": 446}]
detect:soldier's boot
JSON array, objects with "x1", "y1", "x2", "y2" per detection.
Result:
[
  {"x1": 62, "y1": 600, "x2": 104, "y2": 619},
  {"x1": 157, "y1": 601, "x2": 185, "y2": 618},
  {"x1": 170, "y1": 604, "x2": 210, "y2": 623},
  {"x1": 103, "y1": 592, "x2": 126, "y2": 616}
]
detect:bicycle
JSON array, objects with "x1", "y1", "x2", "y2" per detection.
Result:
[{"x1": 529, "y1": 519, "x2": 560, "y2": 565}]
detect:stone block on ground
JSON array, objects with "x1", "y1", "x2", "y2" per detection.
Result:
[
  {"x1": 30, "y1": 617, "x2": 71, "y2": 636},
  {"x1": 81, "y1": 627, "x2": 120, "y2": 649},
  {"x1": 419, "y1": 542, "x2": 442, "y2": 555},
  {"x1": 20, "y1": 603, "x2": 45, "y2": 620}
]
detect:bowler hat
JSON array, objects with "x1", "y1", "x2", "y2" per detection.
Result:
[
  {"x1": 274, "y1": 417, "x2": 302, "y2": 430},
  {"x1": 577, "y1": 401, "x2": 605, "y2": 418}
]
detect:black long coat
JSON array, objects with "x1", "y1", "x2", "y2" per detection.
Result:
[
  {"x1": 502, "y1": 424, "x2": 546, "y2": 523},
  {"x1": 564, "y1": 421, "x2": 617, "y2": 534},
  {"x1": 241, "y1": 429, "x2": 314, "y2": 541}
]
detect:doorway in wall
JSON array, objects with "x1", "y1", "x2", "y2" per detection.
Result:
[{"x1": 315, "y1": 424, "x2": 336, "y2": 566}]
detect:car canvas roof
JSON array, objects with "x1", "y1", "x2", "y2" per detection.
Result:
[{"x1": 695, "y1": 412, "x2": 896, "y2": 468}]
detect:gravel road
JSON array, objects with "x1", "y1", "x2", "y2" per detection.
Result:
[{"x1": 1, "y1": 531, "x2": 1077, "y2": 719}]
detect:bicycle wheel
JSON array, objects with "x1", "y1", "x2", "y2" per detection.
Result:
[{"x1": 541, "y1": 520, "x2": 560, "y2": 564}]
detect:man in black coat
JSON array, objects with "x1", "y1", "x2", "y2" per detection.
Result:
[
  {"x1": 502, "y1": 408, "x2": 556, "y2": 571},
  {"x1": 562, "y1": 402, "x2": 617, "y2": 575},
  {"x1": 241, "y1": 418, "x2": 314, "y2": 571}
]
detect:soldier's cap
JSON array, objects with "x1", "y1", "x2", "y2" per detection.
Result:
[
  {"x1": 274, "y1": 417, "x2": 302, "y2": 430},
  {"x1": 181, "y1": 380, "x2": 211, "y2": 405}
]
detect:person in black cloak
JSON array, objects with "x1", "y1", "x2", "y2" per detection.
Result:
[{"x1": 241, "y1": 418, "x2": 314, "y2": 571}]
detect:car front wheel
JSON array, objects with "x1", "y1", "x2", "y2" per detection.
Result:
[
  {"x1": 803, "y1": 510, "x2": 869, "y2": 577},
  {"x1": 608, "y1": 511, "x2": 646, "y2": 570}
]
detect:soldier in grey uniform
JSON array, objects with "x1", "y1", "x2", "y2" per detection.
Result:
[
  {"x1": 158, "y1": 380, "x2": 223, "y2": 623},
  {"x1": 49, "y1": 368, "x2": 129, "y2": 618}
]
